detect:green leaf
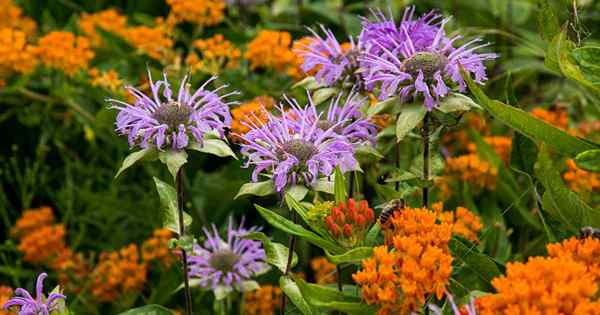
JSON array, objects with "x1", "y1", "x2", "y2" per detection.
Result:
[
  {"x1": 395, "y1": 104, "x2": 426, "y2": 142},
  {"x1": 115, "y1": 148, "x2": 157, "y2": 178},
  {"x1": 574, "y1": 149, "x2": 600, "y2": 172},
  {"x1": 255, "y1": 204, "x2": 344, "y2": 253},
  {"x1": 312, "y1": 87, "x2": 338, "y2": 105},
  {"x1": 365, "y1": 223, "x2": 381, "y2": 246},
  {"x1": 450, "y1": 237, "x2": 502, "y2": 283},
  {"x1": 314, "y1": 178, "x2": 334, "y2": 195},
  {"x1": 117, "y1": 305, "x2": 174, "y2": 315},
  {"x1": 464, "y1": 70, "x2": 597, "y2": 157},
  {"x1": 535, "y1": 145, "x2": 600, "y2": 233},
  {"x1": 158, "y1": 150, "x2": 188, "y2": 181},
  {"x1": 355, "y1": 144, "x2": 383, "y2": 158},
  {"x1": 510, "y1": 132, "x2": 539, "y2": 176},
  {"x1": 288, "y1": 185, "x2": 309, "y2": 202},
  {"x1": 284, "y1": 193, "x2": 332, "y2": 240},
  {"x1": 153, "y1": 177, "x2": 192, "y2": 235},
  {"x1": 537, "y1": 0, "x2": 561, "y2": 42},
  {"x1": 295, "y1": 278, "x2": 375, "y2": 315},
  {"x1": 367, "y1": 97, "x2": 397, "y2": 117},
  {"x1": 235, "y1": 180, "x2": 276, "y2": 199},
  {"x1": 245, "y1": 232, "x2": 296, "y2": 273},
  {"x1": 325, "y1": 247, "x2": 373, "y2": 265},
  {"x1": 292, "y1": 76, "x2": 323, "y2": 91},
  {"x1": 334, "y1": 166, "x2": 346, "y2": 204},
  {"x1": 280, "y1": 277, "x2": 315, "y2": 315},
  {"x1": 436, "y1": 93, "x2": 481, "y2": 113},
  {"x1": 188, "y1": 139, "x2": 237, "y2": 159}
]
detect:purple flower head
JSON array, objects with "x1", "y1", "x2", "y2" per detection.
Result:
[
  {"x1": 360, "y1": 7, "x2": 497, "y2": 110},
  {"x1": 296, "y1": 25, "x2": 359, "y2": 86},
  {"x1": 109, "y1": 70, "x2": 237, "y2": 150},
  {"x1": 3, "y1": 273, "x2": 66, "y2": 315},
  {"x1": 188, "y1": 217, "x2": 267, "y2": 292},
  {"x1": 289, "y1": 91, "x2": 377, "y2": 146},
  {"x1": 238, "y1": 97, "x2": 358, "y2": 192}
]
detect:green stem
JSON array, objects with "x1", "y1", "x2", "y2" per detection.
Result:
[
  {"x1": 281, "y1": 208, "x2": 297, "y2": 315},
  {"x1": 422, "y1": 113, "x2": 431, "y2": 208},
  {"x1": 176, "y1": 168, "x2": 193, "y2": 315}
]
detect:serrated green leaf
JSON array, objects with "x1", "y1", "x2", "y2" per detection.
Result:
[
  {"x1": 235, "y1": 180, "x2": 276, "y2": 199},
  {"x1": 574, "y1": 149, "x2": 600, "y2": 172},
  {"x1": 280, "y1": 277, "x2": 315, "y2": 315},
  {"x1": 436, "y1": 93, "x2": 481, "y2": 113},
  {"x1": 115, "y1": 147, "x2": 157, "y2": 178},
  {"x1": 245, "y1": 232, "x2": 297, "y2": 273},
  {"x1": 188, "y1": 139, "x2": 237, "y2": 159},
  {"x1": 325, "y1": 247, "x2": 373, "y2": 264},
  {"x1": 396, "y1": 104, "x2": 426, "y2": 142},
  {"x1": 158, "y1": 150, "x2": 188, "y2": 181},
  {"x1": 153, "y1": 177, "x2": 192, "y2": 235},
  {"x1": 117, "y1": 305, "x2": 174, "y2": 315}
]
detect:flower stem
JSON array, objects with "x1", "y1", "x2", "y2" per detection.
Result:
[
  {"x1": 176, "y1": 168, "x2": 193, "y2": 315},
  {"x1": 422, "y1": 113, "x2": 431, "y2": 208},
  {"x1": 281, "y1": 209, "x2": 298, "y2": 315}
]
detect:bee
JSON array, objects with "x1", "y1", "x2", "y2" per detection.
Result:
[
  {"x1": 223, "y1": 126, "x2": 232, "y2": 137},
  {"x1": 379, "y1": 199, "x2": 405, "y2": 226},
  {"x1": 580, "y1": 226, "x2": 600, "y2": 239}
]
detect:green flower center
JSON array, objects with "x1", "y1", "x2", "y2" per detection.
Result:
[
  {"x1": 208, "y1": 249, "x2": 240, "y2": 273},
  {"x1": 401, "y1": 52, "x2": 448, "y2": 79},
  {"x1": 279, "y1": 139, "x2": 318, "y2": 164},
  {"x1": 153, "y1": 101, "x2": 192, "y2": 129}
]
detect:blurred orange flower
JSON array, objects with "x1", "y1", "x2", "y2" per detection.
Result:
[
  {"x1": 142, "y1": 228, "x2": 176, "y2": 268},
  {"x1": 445, "y1": 154, "x2": 498, "y2": 190},
  {"x1": 124, "y1": 26, "x2": 174, "y2": 61},
  {"x1": 244, "y1": 285, "x2": 281, "y2": 315},
  {"x1": 0, "y1": 28, "x2": 37, "y2": 77},
  {"x1": 563, "y1": 159, "x2": 600, "y2": 195},
  {"x1": 186, "y1": 34, "x2": 241, "y2": 75},
  {"x1": 35, "y1": 31, "x2": 95, "y2": 76},
  {"x1": 91, "y1": 244, "x2": 147, "y2": 302},
  {"x1": 230, "y1": 96, "x2": 276, "y2": 141},
  {"x1": 79, "y1": 9, "x2": 128, "y2": 46},
  {"x1": 0, "y1": 0, "x2": 37, "y2": 36},
  {"x1": 166, "y1": 0, "x2": 225, "y2": 26},
  {"x1": 0, "y1": 286, "x2": 15, "y2": 315},
  {"x1": 310, "y1": 257, "x2": 337, "y2": 284},
  {"x1": 245, "y1": 31, "x2": 295, "y2": 72}
]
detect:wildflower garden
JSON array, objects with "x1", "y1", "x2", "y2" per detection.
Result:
[{"x1": 2, "y1": 0, "x2": 600, "y2": 314}]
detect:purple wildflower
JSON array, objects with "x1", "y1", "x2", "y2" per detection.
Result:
[
  {"x1": 289, "y1": 91, "x2": 377, "y2": 146},
  {"x1": 296, "y1": 25, "x2": 359, "y2": 86},
  {"x1": 188, "y1": 218, "x2": 267, "y2": 292},
  {"x1": 108, "y1": 71, "x2": 237, "y2": 150},
  {"x1": 238, "y1": 97, "x2": 358, "y2": 192},
  {"x1": 360, "y1": 7, "x2": 497, "y2": 110},
  {"x1": 3, "y1": 273, "x2": 66, "y2": 315}
]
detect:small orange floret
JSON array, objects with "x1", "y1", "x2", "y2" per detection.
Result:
[
  {"x1": 35, "y1": 31, "x2": 95, "y2": 76},
  {"x1": 230, "y1": 96, "x2": 276, "y2": 141},
  {"x1": 531, "y1": 106, "x2": 569, "y2": 130},
  {"x1": 10, "y1": 206, "x2": 55, "y2": 238},
  {"x1": 89, "y1": 68, "x2": 123, "y2": 93},
  {"x1": 467, "y1": 136, "x2": 512, "y2": 163},
  {"x1": 244, "y1": 285, "x2": 281, "y2": 315},
  {"x1": 445, "y1": 154, "x2": 498, "y2": 190},
  {"x1": 547, "y1": 236, "x2": 600, "y2": 282},
  {"x1": 244, "y1": 30, "x2": 296, "y2": 72},
  {"x1": 124, "y1": 26, "x2": 174, "y2": 61},
  {"x1": 0, "y1": 27, "x2": 37, "y2": 77},
  {"x1": 186, "y1": 34, "x2": 241, "y2": 75},
  {"x1": 310, "y1": 257, "x2": 337, "y2": 284},
  {"x1": 78, "y1": 9, "x2": 128, "y2": 46},
  {"x1": 166, "y1": 0, "x2": 225, "y2": 26},
  {"x1": 142, "y1": 228, "x2": 176, "y2": 268},
  {"x1": 17, "y1": 224, "x2": 67, "y2": 265},
  {"x1": 562, "y1": 159, "x2": 600, "y2": 195},
  {"x1": 0, "y1": 0, "x2": 37, "y2": 36},
  {"x1": 91, "y1": 244, "x2": 147, "y2": 302}
]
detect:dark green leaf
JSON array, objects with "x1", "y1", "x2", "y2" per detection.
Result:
[
  {"x1": 153, "y1": 177, "x2": 192, "y2": 235},
  {"x1": 235, "y1": 180, "x2": 276, "y2": 199},
  {"x1": 325, "y1": 247, "x2": 373, "y2": 264},
  {"x1": 574, "y1": 149, "x2": 600, "y2": 172},
  {"x1": 280, "y1": 277, "x2": 315, "y2": 315},
  {"x1": 450, "y1": 237, "x2": 502, "y2": 283},
  {"x1": 395, "y1": 104, "x2": 426, "y2": 142},
  {"x1": 115, "y1": 148, "x2": 157, "y2": 178},
  {"x1": 158, "y1": 150, "x2": 188, "y2": 181},
  {"x1": 295, "y1": 278, "x2": 375, "y2": 315},
  {"x1": 245, "y1": 232, "x2": 297, "y2": 273},
  {"x1": 536, "y1": 0, "x2": 561, "y2": 42},
  {"x1": 117, "y1": 305, "x2": 174, "y2": 315}
]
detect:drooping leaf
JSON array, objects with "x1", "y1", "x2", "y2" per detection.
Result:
[
  {"x1": 295, "y1": 278, "x2": 376, "y2": 315},
  {"x1": 153, "y1": 177, "x2": 192, "y2": 235},
  {"x1": 395, "y1": 104, "x2": 426, "y2": 142},
  {"x1": 436, "y1": 93, "x2": 481, "y2": 113},
  {"x1": 235, "y1": 180, "x2": 276, "y2": 199},
  {"x1": 117, "y1": 305, "x2": 174, "y2": 315},
  {"x1": 536, "y1": 0, "x2": 561, "y2": 42},
  {"x1": 245, "y1": 232, "x2": 297, "y2": 273},
  {"x1": 115, "y1": 147, "x2": 157, "y2": 178},
  {"x1": 574, "y1": 149, "x2": 600, "y2": 172},
  {"x1": 158, "y1": 150, "x2": 188, "y2": 181},
  {"x1": 188, "y1": 139, "x2": 237, "y2": 159},
  {"x1": 280, "y1": 277, "x2": 315, "y2": 315},
  {"x1": 325, "y1": 247, "x2": 373, "y2": 265}
]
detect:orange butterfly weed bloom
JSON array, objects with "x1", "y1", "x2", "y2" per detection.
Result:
[
  {"x1": 10, "y1": 206, "x2": 54, "y2": 238},
  {"x1": 467, "y1": 136, "x2": 512, "y2": 163},
  {"x1": 324, "y1": 198, "x2": 375, "y2": 247},
  {"x1": 476, "y1": 256, "x2": 600, "y2": 315},
  {"x1": 142, "y1": 228, "x2": 176, "y2": 268},
  {"x1": 530, "y1": 106, "x2": 569, "y2": 130},
  {"x1": 91, "y1": 244, "x2": 147, "y2": 302},
  {"x1": 547, "y1": 236, "x2": 600, "y2": 282},
  {"x1": 244, "y1": 31, "x2": 296, "y2": 72},
  {"x1": 445, "y1": 154, "x2": 498, "y2": 190},
  {"x1": 186, "y1": 34, "x2": 241, "y2": 75},
  {"x1": 451, "y1": 207, "x2": 483, "y2": 242},
  {"x1": 50, "y1": 247, "x2": 89, "y2": 294},
  {"x1": 35, "y1": 31, "x2": 95, "y2": 76},
  {"x1": 230, "y1": 96, "x2": 276, "y2": 141},
  {"x1": 166, "y1": 0, "x2": 225, "y2": 26},
  {"x1": 88, "y1": 68, "x2": 123, "y2": 93},
  {"x1": 0, "y1": 286, "x2": 15, "y2": 315},
  {"x1": 124, "y1": 26, "x2": 174, "y2": 61},
  {"x1": 17, "y1": 224, "x2": 67, "y2": 265},
  {"x1": 244, "y1": 285, "x2": 281, "y2": 315},
  {"x1": 310, "y1": 257, "x2": 337, "y2": 284},
  {"x1": 0, "y1": 28, "x2": 37, "y2": 78},
  {"x1": 78, "y1": 9, "x2": 128, "y2": 46},
  {"x1": 0, "y1": 0, "x2": 37, "y2": 36},
  {"x1": 563, "y1": 159, "x2": 600, "y2": 195}
]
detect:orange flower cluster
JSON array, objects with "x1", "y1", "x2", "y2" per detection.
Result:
[
  {"x1": 89, "y1": 68, "x2": 123, "y2": 92},
  {"x1": 0, "y1": 0, "x2": 37, "y2": 36},
  {"x1": 142, "y1": 228, "x2": 175, "y2": 268},
  {"x1": 0, "y1": 286, "x2": 15, "y2": 315},
  {"x1": 124, "y1": 26, "x2": 174, "y2": 61},
  {"x1": 531, "y1": 106, "x2": 569, "y2": 130},
  {"x1": 244, "y1": 285, "x2": 281, "y2": 315},
  {"x1": 563, "y1": 159, "x2": 600, "y2": 195},
  {"x1": 324, "y1": 198, "x2": 375, "y2": 247},
  {"x1": 310, "y1": 257, "x2": 337, "y2": 284},
  {"x1": 0, "y1": 28, "x2": 38, "y2": 77},
  {"x1": 476, "y1": 256, "x2": 600, "y2": 315},
  {"x1": 91, "y1": 244, "x2": 147, "y2": 302},
  {"x1": 467, "y1": 136, "x2": 512, "y2": 163},
  {"x1": 451, "y1": 207, "x2": 483, "y2": 242},
  {"x1": 17, "y1": 224, "x2": 66, "y2": 265},
  {"x1": 78, "y1": 9, "x2": 128, "y2": 46},
  {"x1": 50, "y1": 247, "x2": 89, "y2": 294},
  {"x1": 10, "y1": 206, "x2": 54, "y2": 237},
  {"x1": 186, "y1": 34, "x2": 241, "y2": 75},
  {"x1": 166, "y1": 0, "x2": 225, "y2": 26},
  {"x1": 547, "y1": 236, "x2": 600, "y2": 282},
  {"x1": 230, "y1": 96, "x2": 276, "y2": 141},
  {"x1": 354, "y1": 207, "x2": 453, "y2": 314},
  {"x1": 445, "y1": 154, "x2": 498, "y2": 190},
  {"x1": 35, "y1": 31, "x2": 95, "y2": 76},
  {"x1": 244, "y1": 31, "x2": 296, "y2": 72},
  {"x1": 579, "y1": 120, "x2": 600, "y2": 137}
]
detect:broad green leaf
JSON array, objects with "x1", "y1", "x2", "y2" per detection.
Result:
[
  {"x1": 188, "y1": 139, "x2": 237, "y2": 159},
  {"x1": 292, "y1": 76, "x2": 323, "y2": 91},
  {"x1": 572, "y1": 46, "x2": 600, "y2": 84},
  {"x1": 334, "y1": 166, "x2": 346, "y2": 204},
  {"x1": 245, "y1": 232, "x2": 296, "y2": 273},
  {"x1": 312, "y1": 87, "x2": 338, "y2": 105},
  {"x1": 365, "y1": 223, "x2": 381, "y2": 246},
  {"x1": 288, "y1": 185, "x2": 309, "y2": 202},
  {"x1": 574, "y1": 149, "x2": 600, "y2": 172},
  {"x1": 536, "y1": 0, "x2": 561, "y2": 42},
  {"x1": 510, "y1": 132, "x2": 538, "y2": 176},
  {"x1": 284, "y1": 193, "x2": 333, "y2": 240},
  {"x1": 450, "y1": 237, "x2": 502, "y2": 283},
  {"x1": 436, "y1": 93, "x2": 481, "y2": 113},
  {"x1": 325, "y1": 247, "x2": 373, "y2": 264},
  {"x1": 295, "y1": 279, "x2": 375, "y2": 315},
  {"x1": 153, "y1": 177, "x2": 192, "y2": 235},
  {"x1": 280, "y1": 277, "x2": 315, "y2": 315},
  {"x1": 158, "y1": 150, "x2": 188, "y2": 181},
  {"x1": 367, "y1": 97, "x2": 397, "y2": 116},
  {"x1": 255, "y1": 205, "x2": 344, "y2": 253},
  {"x1": 115, "y1": 147, "x2": 157, "y2": 178},
  {"x1": 315, "y1": 178, "x2": 334, "y2": 195},
  {"x1": 535, "y1": 145, "x2": 600, "y2": 233},
  {"x1": 395, "y1": 104, "x2": 426, "y2": 142},
  {"x1": 117, "y1": 305, "x2": 174, "y2": 315},
  {"x1": 235, "y1": 180, "x2": 276, "y2": 199},
  {"x1": 464, "y1": 70, "x2": 597, "y2": 157}
]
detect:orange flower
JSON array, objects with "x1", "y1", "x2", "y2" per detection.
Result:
[
  {"x1": 17, "y1": 224, "x2": 67, "y2": 265},
  {"x1": 142, "y1": 228, "x2": 176, "y2": 268},
  {"x1": 476, "y1": 256, "x2": 600, "y2": 315},
  {"x1": 531, "y1": 106, "x2": 569, "y2": 130},
  {"x1": 124, "y1": 26, "x2": 174, "y2": 61},
  {"x1": 310, "y1": 257, "x2": 337, "y2": 285},
  {"x1": 467, "y1": 136, "x2": 512, "y2": 163},
  {"x1": 78, "y1": 9, "x2": 128, "y2": 46},
  {"x1": 10, "y1": 206, "x2": 54, "y2": 238},
  {"x1": 50, "y1": 247, "x2": 89, "y2": 294},
  {"x1": 186, "y1": 34, "x2": 241, "y2": 75},
  {"x1": 579, "y1": 120, "x2": 600, "y2": 137},
  {"x1": 91, "y1": 244, "x2": 147, "y2": 302},
  {"x1": 547, "y1": 236, "x2": 600, "y2": 282},
  {"x1": 230, "y1": 96, "x2": 276, "y2": 141},
  {"x1": 0, "y1": 0, "x2": 37, "y2": 36},
  {"x1": 244, "y1": 31, "x2": 295, "y2": 72},
  {"x1": 166, "y1": 0, "x2": 225, "y2": 26},
  {"x1": 442, "y1": 113, "x2": 488, "y2": 154},
  {"x1": 0, "y1": 27, "x2": 37, "y2": 78},
  {"x1": 445, "y1": 154, "x2": 498, "y2": 190},
  {"x1": 563, "y1": 159, "x2": 600, "y2": 195},
  {"x1": 0, "y1": 286, "x2": 15, "y2": 315},
  {"x1": 244, "y1": 285, "x2": 281, "y2": 315},
  {"x1": 35, "y1": 31, "x2": 94, "y2": 76},
  {"x1": 89, "y1": 68, "x2": 123, "y2": 92},
  {"x1": 451, "y1": 207, "x2": 482, "y2": 242}
]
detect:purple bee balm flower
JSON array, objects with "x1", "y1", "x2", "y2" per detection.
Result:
[
  {"x1": 289, "y1": 91, "x2": 378, "y2": 146},
  {"x1": 238, "y1": 97, "x2": 358, "y2": 193},
  {"x1": 3, "y1": 272, "x2": 66, "y2": 315},
  {"x1": 360, "y1": 7, "x2": 497, "y2": 110},
  {"x1": 296, "y1": 25, "x2": 359, "y2": 86},
  {"x1": 108, "y1": 70, "x2": 237, "y2": 150},
  {"x1": 188, "y1": 218, "x2": 267, "y2": 293}
]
